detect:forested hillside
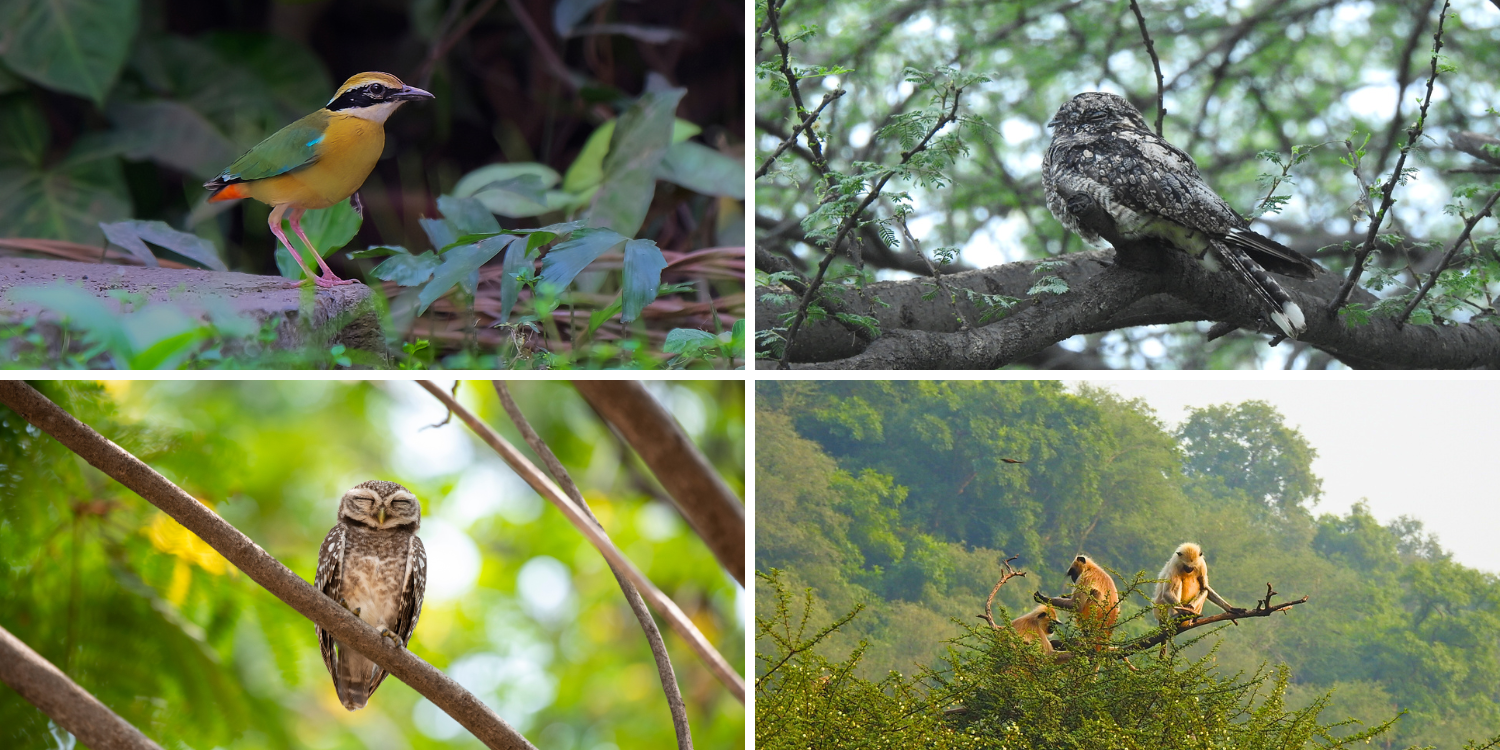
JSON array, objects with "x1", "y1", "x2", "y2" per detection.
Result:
[{"x1": 755, "y1": 381, "x2": 1500, "y2": 749}]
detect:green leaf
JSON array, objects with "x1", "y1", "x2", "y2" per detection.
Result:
[
  {"x1": 100, "y1": 220, "x2": 227, "y2": 271},
  {"x1": 102, "y1": 100, "x2": 238, "y2": 179},
  {"x1": 729, "y1": 318, "x2": 745, "y2": 359},
  {"x1": 663, "y1": 327, "x2": 717, "y2": 355},
  {"x1": 416, "y1": 235, "x2": 520, "y2": 315},
  {"x1": 0, "y1": 0, "x2": 139, "y2": 105},
  {"x1": 437, "y1": 195, "x2": 502, "y2": 235},
  {"x1": 0, "y1": 148, "x2": 131, "y2": 243},
  {"x1": 274, "y1": 198, "x2": 362, "y2": 280},
  {"x1": 5, "y1": 284, "x2": 130, "y2": 356},
  {"x1": 1026, "y1": 276, "x2": 1069, "y2": 296},
  {"x1": 469, "y1": 174, "x2": 553, "y2": 218},
  {"x1": 419, "y1": 217, "x2": 457, "y2": 252},
  {"x1": 538, "y1": 228, "x2": 627, "y2": 294},
  {"x1": 127, "y1": 326, "x2": 211, "y2": 370},
  {"x1": 587, "y1": 295, "x2": 625, "y2": 336},
  {"x1": 586, "y1": 87, "x2": 686, "y2": 236},
  {"x1": 498, "y1": 235, "x2": 532, "y2": 323},
  {"x1": 454, "y1": 162, "x2": 561, "y2": 194},
  {"x1": 347, "y1": 245, "x2": 408, "y2": 259},
  {"x1": 561, "y1": 120, "x2": 615, "y2": 194},
  {"x1": 656, "y1": 141, "x2": 745, "y2": 199},
  {"x1": 0, "y1": 97, "x2": 49, "y2": 167},
  {"x1": 621, "y1": 238, "x2": 667, "y2": 323},
  {"x1": 371, "y1": 249, "x2": 442, "y2": 287}
]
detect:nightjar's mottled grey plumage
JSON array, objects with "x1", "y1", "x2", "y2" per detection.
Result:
[
  {"x1": 1041, "y1": 92, "x2": 1319, "y2": 337},
  {"x1": 315, "y1": 480, "x2": 426, "y2": 711}
]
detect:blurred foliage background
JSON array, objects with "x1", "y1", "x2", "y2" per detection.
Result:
[
  {"x1": 757, "y1": 381, "x2": 1500, "y2": 749},
  {"x1": 755, "y1": 0, "x2": 1500, "y2": 368},
  {"x1": 0, "y1": 379, "x2": 745, "y2": 749},
  {"x1": 0, "y1": 0, "x2": 744, "y2": 366}
]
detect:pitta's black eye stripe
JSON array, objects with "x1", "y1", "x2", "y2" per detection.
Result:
[{"x1": 327, "y1": 85, "x2": 384, "y2": 112}]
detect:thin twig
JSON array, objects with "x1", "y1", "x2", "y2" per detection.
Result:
[
  {"x1": 1128, "y1": 0, "x2": 1166, "y2": 136},
  {"x1": 494, "y1": 383, "x2": 692, "y2": 750},
  {"x1": 504, "y1": 0, "x2": 582, "y2": 93},
  {"x1": 416, "y1": 381, "x2": 747, "y2": 703},
  {"x1": 777, "y1": 91, "x2": 965, "y2": 369},
  {"x1": 1396, "y1": 187, "x2": 1500, "y2": 325},
  {"x1": 0, "y1": 382, "x2": 535, "y2": 750},
  {"x1": 756, "y1": 90, "x2": 846, "y2": 179},
  {"x1": 900, "y1": 216, "x2": 971, "y2": 330},
  {"x1": 414, "y1": 0, "x2": 503, "y2": 88},
  {"x1": 571, "y1": 381, "x2": 745, "y2": 584},
  {"x1": 1328, "y1": 0, "x2": 1451, "y2": 316},
  {"x1": 0, "y1": 623, "x2": 164, "y2": 750}
]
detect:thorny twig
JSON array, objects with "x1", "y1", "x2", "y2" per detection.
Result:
[
  {"x1": 1128, "y1": 0, "x2": 1166, "y2": 137},
  {"x1": 1396, "y1": 187, "x2": 1500, "y2": 325},
  {"x1": 901, "y1": 216, "x2": 972, "y2": 331},
  {"x1": 756, "y1": 90, "x2": 846, "y2": 179},
  {"x1": 776, "y1": 90, "x2": 966, "y2": 369},
  {"x1": 1328, "y1": 0, "x2": 1451, "y2": 316}
]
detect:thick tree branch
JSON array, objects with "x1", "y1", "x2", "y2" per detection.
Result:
[
  {"x1": 571, "y1": 380, "x2": 745, "y2": 585},
  {"x1": 494, "y1": 383, "x2": 693, "y2": 750},
  {"x1": 756, "y1": 243, "x2": 1500, "y2": 368},
  {"x1": 416, "y1": 382, "x2": 747, "y2": 703},
  {"x1": 0, "y1": 382, "x2": 535, "y2": 750},
  {"x1": 0, "y1": 623, "x2": 164, "y2": 750}
]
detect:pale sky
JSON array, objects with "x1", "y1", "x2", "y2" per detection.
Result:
[{"x1": 1071, "y1": 380, "x2": 1500, "y2": 574}]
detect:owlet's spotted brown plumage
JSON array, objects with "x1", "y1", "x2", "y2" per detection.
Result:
[
  {"x1": 314, "y1": 480, "x2": 427, "y2": 710},
  {"x1": 1041, "y1": 92, "x2": 1319, "y2": 338}
]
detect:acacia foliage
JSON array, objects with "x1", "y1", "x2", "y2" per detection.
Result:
[
  {"x1": 755, "y1": 381, "x2": 1500, "y2": 749},
  {"x1": 755, "y1": 0, "x2": 1500, "y2": 368},
  {"x1": 1, "y1": 381, "x2": 745, "y2": 750}
]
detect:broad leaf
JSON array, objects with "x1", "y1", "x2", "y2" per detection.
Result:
[
  {"x1": 537, "y1": 228, "x2": 627, "y2": 294},
  {"x1": 656, "y1": 141, "x2": 745, "y2": 199},
  {"x1": 497, "y1": 235, "x2": 532, "y2": 323},
  {"x1": 554, "y1": 0, "x2": 609, "y2": 35},
  {"x1": 416, "y1": 235, "x2": 520, "y2": 315},
  {"x1": 621, "y1": 238, "x2": 667, "y2": 322},
  {"x1": 0, "y1": 152, "x2": 131, "y2": 243},
  {"x1": 100, "y1": 220, "x2": 227, "y2": 270},
  {"x1": 437, "y1": 195, "x2": 501, "y2": 235},
  {"x1": 0, "y1": 0, "x2": 138, "y2": 105},
  {"x1": 371, "y1": 249, "x2": 442, "y2": 287},
  {"x1": 663, "y1": 327, "x2": 717, "y2": 355},
  {"x1": 586, "y1": 87, "x2": 686, "y2": 235},
  {"x1": 419, "y1": 217, "x2": 458, "y2": 253},
  {"x1": 103, "y1": 100, "x2": 238, "y2": 179}
]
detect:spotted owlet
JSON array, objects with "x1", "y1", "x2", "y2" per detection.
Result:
[
  {"x1": 1041, "y1": 92, "x2": 1318, "y2": 338},
  {"x1": 314, "y1": 480, "x2": 427, "y2": 710}
]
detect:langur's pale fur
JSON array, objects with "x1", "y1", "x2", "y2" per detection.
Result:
[{"x1": 1152, "y1": 542, "x2": 1243, "y2": 623}]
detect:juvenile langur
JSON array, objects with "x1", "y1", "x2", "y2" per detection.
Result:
[
  {"x1": 1152, "y1": 542, "x2": 1246, "y2": 624},
  {"x1": 1034, "y1": 555, "x2": 1120, "y2": 637},
  {"x1": 1009, "y1": 605, "x2": 1073, "y2": 663}
]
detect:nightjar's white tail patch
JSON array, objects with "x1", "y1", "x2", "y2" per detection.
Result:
[{"x1": 1215, "y1": 242, "x2": 1306, "y2": 338}]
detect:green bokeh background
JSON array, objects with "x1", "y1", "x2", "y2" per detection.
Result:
[{"x1": 0, "y1": 379, "x2": 745, "y2": 749}]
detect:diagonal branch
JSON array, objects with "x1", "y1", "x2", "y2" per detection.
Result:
[
  {"x1": 1329, "y1": 0, "x2": 1451, "y2": 315},
  {"x1": 0, "y1": 381, "x2": 535, "y2": 750},
  {"x1": 494, "y1": 383, "x2": 692, "y2": 750},
  {"x1": 0, "y1": 623, "x2": 164, "y2": 750},
  {"x1": 1396, "y1": 187, "x2": 1500, "y2": 325},
  {"x1": 416, "y1": 381, "x2": 747, "y2": 703},
  {"x1": 571, "y1": 380, "x2": 745, "y2": 585}
]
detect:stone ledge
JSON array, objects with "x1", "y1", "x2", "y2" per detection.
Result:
[{"x1": 0, "y1": 257, "x2": 386, "y2": 365}]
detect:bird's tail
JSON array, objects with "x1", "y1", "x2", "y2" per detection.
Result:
[
  {"x1": 333, "y1": 644, "x2": 382, "y2": 710},
  {"x1": 1213, "y1": 241, "x2": 1306, "y2": 338}
]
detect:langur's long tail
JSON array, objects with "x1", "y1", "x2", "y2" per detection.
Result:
[{"x1": 1212, "y1": 240, "x2": 1306, "y2": 339}]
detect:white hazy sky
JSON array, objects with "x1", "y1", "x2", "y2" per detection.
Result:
[{"x1": 1070, "y1": 380, "x2": 1500, "y2": 574}]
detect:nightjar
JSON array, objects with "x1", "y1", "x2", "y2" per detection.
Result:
[{"x1": 1041, "y1": 92, "x2": 1318, "y2": 338}]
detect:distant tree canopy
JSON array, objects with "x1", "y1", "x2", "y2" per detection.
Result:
[
  {"x1": 755, "y1": 381, "x2": 1500, "y2": 749},
  {"x1": 755, "y1": 0, "x2": 1500, "y2": 368}
]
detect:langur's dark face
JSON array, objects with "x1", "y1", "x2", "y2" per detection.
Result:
[{"x1": 1068, "y1": 556, "x2": 1087, "y2": 582}]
